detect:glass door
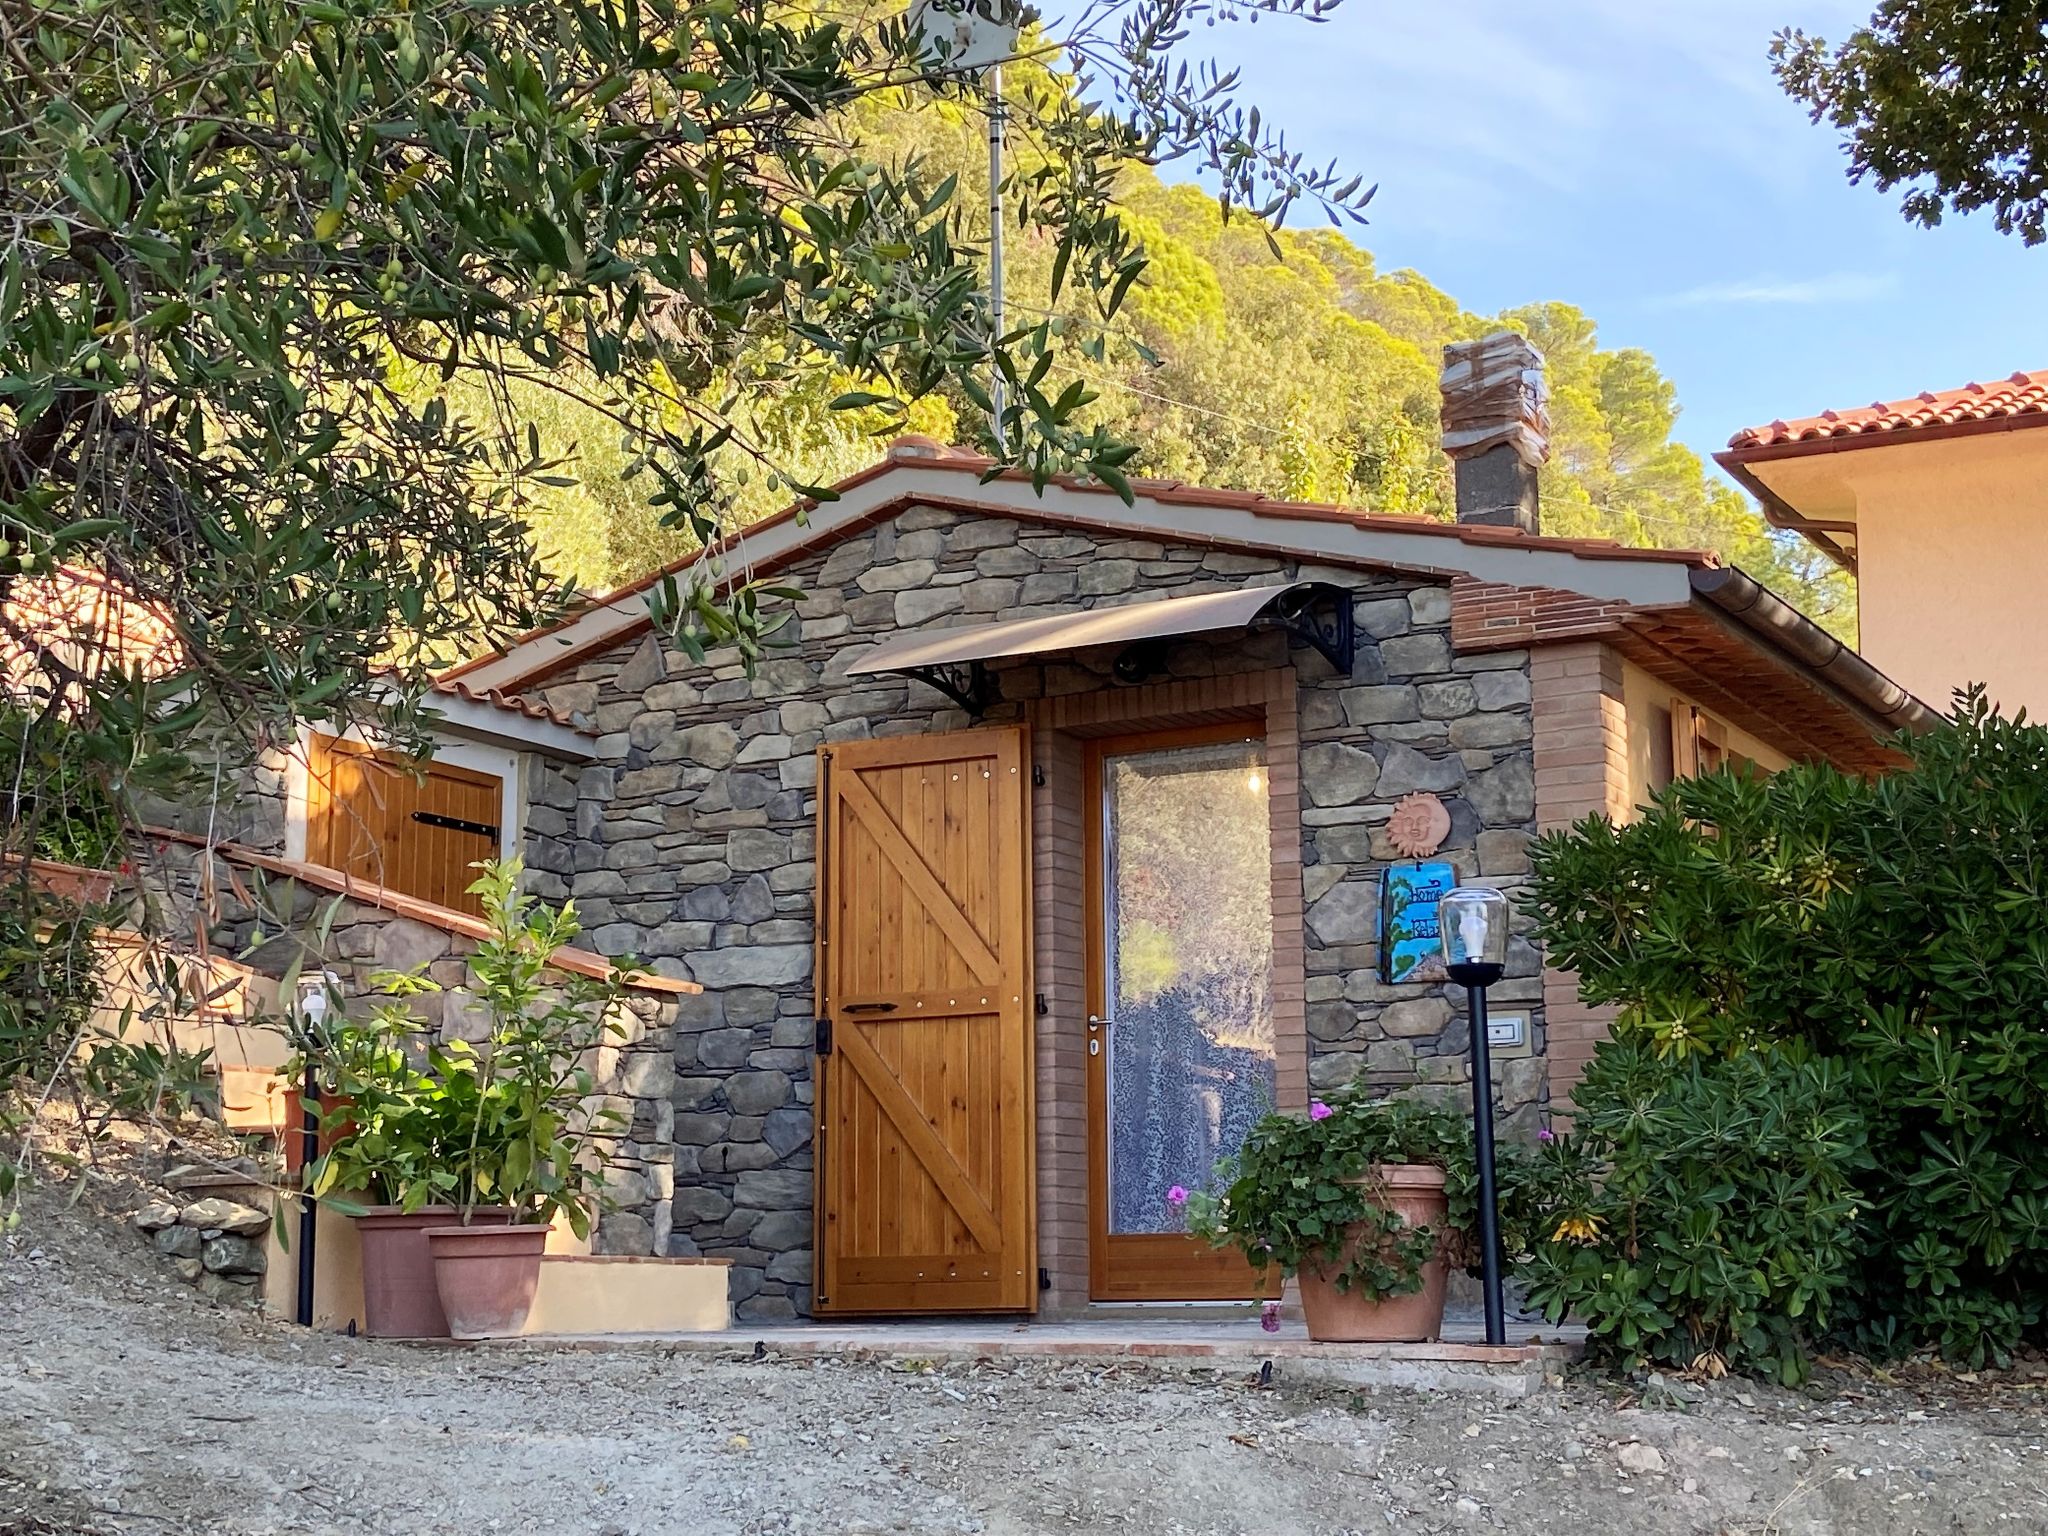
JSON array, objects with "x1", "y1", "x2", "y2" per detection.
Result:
[{"x1": 1085, "y1": 723, "x2": 1278, "y2": 1301}]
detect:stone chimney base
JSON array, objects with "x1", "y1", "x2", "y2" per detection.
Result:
[{"x1": 1452, "y1": 442, "x2": 1542, "y2": 533}]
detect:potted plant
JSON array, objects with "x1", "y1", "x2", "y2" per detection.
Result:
[
  {"x1": 1186, "y1": 1088, "x2": 1481, "y2": 1343},
  {"x1": 419, "y1": 861, "x2": 628, "y2": 1339},
  {"x1": 296, "y1": 860, "x2": 627, "y2": 1339},
  {"x1": 295, "y1": 981, "x2": 518, "y2": 1339}
]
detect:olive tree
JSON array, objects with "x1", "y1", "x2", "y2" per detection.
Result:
[
  {"x1": 0, "y1": 0, "x2": 1367, "y2": 1169},
  {"x1": 1775, "y1": 2, "x2": 2048, "y2": 245}
]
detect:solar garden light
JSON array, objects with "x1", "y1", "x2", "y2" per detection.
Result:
[{"x1": 1438, "y1": 884, "x2": 1509, "y2": 1347}]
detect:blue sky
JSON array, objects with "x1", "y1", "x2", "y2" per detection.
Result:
[{"x1": 1139, "y1": 0, "x2": 2048, "y2": 468}]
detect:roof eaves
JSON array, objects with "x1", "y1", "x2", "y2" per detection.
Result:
[
  {"x1": 143, "y1": 828, "x2": 698, "y2": 994},
  {"x1": 1687, "y1": 565, "x2": 1936, "y2": 736},
  {"x1": 447, "y1": 446, "x2": 1716, "y2": 694},
  {"x1": 1710, "y1": 453, "x2": 1859, "y2": 575}
]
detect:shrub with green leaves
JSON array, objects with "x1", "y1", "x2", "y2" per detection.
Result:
[
  {"x1": 1528, "y1": 689, "x2": 2048, "y2": 1368},
  {"x1": 0, "y1": 887, "x2": 100, "y2": 1091},
  {"x1": 296, "y1": 860, "x2": 629, "y2": 1237},
  {"x1": 1516, "y1": 1043, "x2": 1869, "y2": 1384}
]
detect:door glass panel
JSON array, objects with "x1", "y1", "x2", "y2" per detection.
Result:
[{"x1": 1102, "y1": 737, "x2": 1275, "y2": 1235}]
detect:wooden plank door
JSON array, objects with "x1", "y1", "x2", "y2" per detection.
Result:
[
  {"x1": 813, "y1": 728, "x2": 1036, "y2": 1314},
  {"x1": 304, "y1": 734, "x2": 504, "y2": 917}
]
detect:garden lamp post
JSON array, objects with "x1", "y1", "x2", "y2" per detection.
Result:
[
  {"x1": 294, "y1": 973, "x2": 338, "y2": 1329},
  {"x1": 1439, "y1": 885, "x2": 1510, "y2": 1347}
]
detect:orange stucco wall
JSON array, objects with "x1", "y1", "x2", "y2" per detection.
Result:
[
  {"x1": 1619, "y1": 662, "x2": 1791, "y2": 812},
  {"x1": 1751, "y1": 432, "x2": 2048, "y2": 719}
]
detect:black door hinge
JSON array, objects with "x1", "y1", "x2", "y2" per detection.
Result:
[
  {"x1": 1034, "y1": 993, "x2": 1049, "y2": 1018},
  {"x1": 1031, "y1": 763, "x2": 1046, "y2": 787},
  {"x1": 1039, "y1": 1266, "x2": 1052, "y2": 1292},
  {"x1": 815, "y1": 1017, "x2": 833, "y2": 1056}
]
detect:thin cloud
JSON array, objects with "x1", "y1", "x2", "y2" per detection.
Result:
[{"x1": 1654, "y1": 271, "x2": 1902, "y2": 308}]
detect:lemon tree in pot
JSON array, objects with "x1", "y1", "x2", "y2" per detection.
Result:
[
  {"x1": 1186, "y1": 1089, "x2": 1504, "y2": 1343},
  {"x1": 420, "y1": 861, "x2": 631, "y2": 1339},
  {"x1": 295, "y1": 990, "x2": 521, "y2": 1340},
  {"x1": 299, "y1": 860, "x2": 630, "y2": 1339}
]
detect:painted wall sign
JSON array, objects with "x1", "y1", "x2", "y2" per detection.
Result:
[{"x1": 1378, "y1": 861, "x2": 1457, "y2": 984}]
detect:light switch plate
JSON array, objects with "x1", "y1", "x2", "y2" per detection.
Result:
[{"x1": 1485, "y1": 1010, "x2": 1532, "y2": 1057}]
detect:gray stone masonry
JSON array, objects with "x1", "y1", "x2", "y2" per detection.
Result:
[
  {"x1": 146, "y1": 844, "x2": 679, "y2": 1257},
  {"x1": 529, "y1": 502, "x2": 1548, "y2": 1319}
]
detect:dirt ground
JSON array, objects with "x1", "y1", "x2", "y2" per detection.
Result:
[{"x1": 4, "y1": 1179, "x2": 2046, "y2": 1536}]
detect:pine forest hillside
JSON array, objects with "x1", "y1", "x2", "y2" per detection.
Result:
[{"x1": 515, "y1": 76, "x2": 1853, "y2": 639}]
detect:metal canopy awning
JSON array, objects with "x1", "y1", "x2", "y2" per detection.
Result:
[{"x1": 845, "y1": 580, "x2": 1354, "y2": 716}]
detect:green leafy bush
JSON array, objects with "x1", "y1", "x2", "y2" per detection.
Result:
[
  {"x1": 1528, "y1": 690, "x2": 2048, "y2": 1367},
  {"x1": 1186, "y1": 1086, "x2": 1553, "y2": 1301},
  {"x1": 0, "y1": 710, "x2": 127, "y2": 870},
  {"x1": 297, "y1": 860, "x2": 629, "y2": 1237},
  {"x1": 0, "y1": 890, "x2": 101, "y2": 1089},
  {"x1": 1516, "y1": 1043, "x2": 1869, "y2": 1384}
]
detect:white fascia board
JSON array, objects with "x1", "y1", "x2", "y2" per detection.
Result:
[
  {"x1": 453, "y1": 463, "x2": 1699, "y2": 691},
  {"x1": 416, "y1": 689, "x2": 593, "y2": 762}
]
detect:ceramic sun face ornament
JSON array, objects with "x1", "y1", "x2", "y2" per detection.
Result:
[{"x1": 1385, "y1": 792, "x2": 1451, "y2": 860}]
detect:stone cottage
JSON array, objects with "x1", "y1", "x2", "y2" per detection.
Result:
[{"x1": 235, "y1": 334, "x2": 1933, "y2": 1320}]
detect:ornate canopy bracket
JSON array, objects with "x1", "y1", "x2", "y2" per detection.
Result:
[
  {"x1": 1271, "y1": 586, "x2": 1356, "y2": 676},
  {"x1": 902, "y1": 660, "x2": 1000, "y2": 718}
]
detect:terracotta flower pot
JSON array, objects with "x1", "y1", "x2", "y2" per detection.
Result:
[
  {"x1": 424, "y1": 1222, "x2": 551, "y2": 1340},
  {"x1": 1296, "y1": 1163, "x2": 1451, "y2": 1344},
  {"x1": 355, "y1": 1206, "x2": 515, "y2": 1338}
]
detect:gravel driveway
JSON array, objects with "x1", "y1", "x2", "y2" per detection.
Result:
[{"x1": 3, "y1": 1186, "x2": 2044, "y2": 1535}]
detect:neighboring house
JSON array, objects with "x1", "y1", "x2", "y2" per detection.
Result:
[
  {"x1": 1718, "y1": 369, "x2": 2048, "y2": 719},
  {"x1": 381, "y1": 330, "x2": 1928, "y2": 1320},
  {"x1": 1, "y1": 566, "x2": 181, "y2": 716}
]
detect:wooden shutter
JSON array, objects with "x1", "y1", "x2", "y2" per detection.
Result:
[
  {"x1": 813, "y1": 728, "x2": 1035, "y2": 1314},
  {"x1": 304, "y1": 734, "x2": 504, "y2": 917}
]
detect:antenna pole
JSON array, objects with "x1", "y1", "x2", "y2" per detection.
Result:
[{"x1": 987, "y1": 60, "x2": 1006, "y2": 437}]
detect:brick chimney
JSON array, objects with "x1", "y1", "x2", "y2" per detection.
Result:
[{"x1": 1440, "y1": 332, "x2": 1549, "y2": 535}]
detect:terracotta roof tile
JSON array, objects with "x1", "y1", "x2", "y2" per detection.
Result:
[
  {"x1": 1728, "y1": 369, "x2": 2048, "y2": 450},
  {"x1": 439, "y1": 440, "x2": 1723, "y2": 689},
  {"x1": 1, "y1": 566, "x2": 182, "y2": 707},
  {"x1": 430, "y1": 676, "x2": 589, "y2": 735}
]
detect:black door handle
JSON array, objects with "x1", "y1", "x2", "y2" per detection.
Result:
[{"x1": 841, "y1": 1002, "x2": 899, "y2": 1015}]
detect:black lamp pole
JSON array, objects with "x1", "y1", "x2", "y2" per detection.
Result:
[
  {"x1": 296, "y1": 1061, "x2": 320, "y2": 1328},
  {"x1": 1451, "y1": 962, "x2": 1507, "y2": 1347}
]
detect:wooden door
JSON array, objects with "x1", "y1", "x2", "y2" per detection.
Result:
[
  {"x1": 1085, "y1": 722, "x2": 1281, "y2": 1302},
  {"x1": 813, "y1": 728, "x2": 1036, "y2": 1314},
  {"x1": 304, "y1": 734, "x2": 504, "y2": 917}
]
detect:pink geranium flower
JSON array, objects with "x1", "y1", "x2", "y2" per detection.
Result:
[
  {"x1": 1309, "y1": 1101, "x2": 1333, "y2": 1121},
  {"x1": 1165, "y1": 1185, "x2": 1189, "y2": 1207},
  {"x1": 1537, "y1": 1126, "x2": 1556, "y2": 1143}
]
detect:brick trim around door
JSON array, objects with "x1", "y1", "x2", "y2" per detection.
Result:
[{"x1": 1026, "y1": 665, "x2": 1306, "y2": 1312}]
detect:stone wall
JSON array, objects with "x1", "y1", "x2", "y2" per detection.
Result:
[
  {"x1": 1294, "y1": 587, "x2": 1547, "y2": 1122},
  {"x1": 526, "y1": 501, "x2": 1549, "y2": 1316},
  {"x1": 138, "y1": 742, "x2": 292, "y2": 855},
  {"x1": 130, "y1": 1162, "x2": 276, "y2": 1306},
  {"x1": 143, "y1": 844, "x2": 679, "y2": 1256}
]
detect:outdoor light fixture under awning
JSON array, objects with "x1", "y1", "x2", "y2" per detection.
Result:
[{"x1": 844, "y1": 580, "x2": 1355, "y2": 716}]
